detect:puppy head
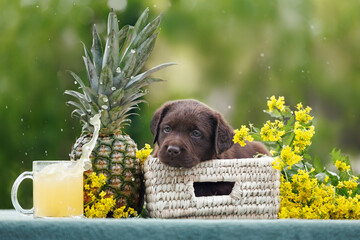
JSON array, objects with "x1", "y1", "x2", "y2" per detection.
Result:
[{"x1": 150, "y1": 99, "x2": 234, "y2": 168}]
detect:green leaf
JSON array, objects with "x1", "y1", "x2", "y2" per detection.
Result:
[
  {"x1": 100, "y1": 109, "x2": 111, "y2": 127},
  {"x1": 91, "y1": 25, "x2": 103, "y2": 78},
  {"x1": 68, "y1": 71, "x2": 86, "y2": 89},
  {"x1": 264, "y1": 109, "x2": 282, "y2": 119},
  {"x1": 125, "y1": 63, "x2": 176, "y2": 89},
  {"x1": 313, "y1": 156, "x2": 323, "y2": 172},
  {"x1": 325, "y1": 169, "x2": 340, "y2": 186},
  {"x1": 81, "y1": 87, "x2": 99, "y2": 103},
  {"x1": 109, "y1": 88, "x2": 124, "y2": 107},
  {"x1": 107, "y1": 8, "x2": 119, "y2": 36},
  {"x1": 132, "y1": 8, "x2": 149, "y2": 41},
  {"x1": 64, "y1": 90, "x2": 88, "y2": 105},
  {"x1": 98, "y1": 94, "x2": 109, "y2": 111},
  {"x1": 99, "y1": 65, "x2": 114, "y2": 95},
  {"x1": 102, "y1": 29, "x2": 119, "y2": 73},
  {"x1": 315, "y1": 172, "x2": 327, "y2": 183},
  {"x1": 66, "y1": 101, "x2": 87, "y2": 116},
  {"x1": 119, "y1": 26, "x2": 134, "y2": 60},
  {"x1": 282, "y1": 132, "x2": 295, "y2": 147},
  {"x1": 133, "y1": 32, "x2": 158, "y2": 75},
  {"x1": 123, "y1": 50, "x2": 137, "y2": 78},
  {"x1": 132, "y1": 13, "x2": 162, "y2": 48},
  {"x1": 283, "y1": 115, "x2": 295, "y2": 132}
]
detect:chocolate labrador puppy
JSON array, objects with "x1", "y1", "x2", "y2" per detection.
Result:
[{"x1": 150, "y1": 99, "x2": 269, "y2": 196}]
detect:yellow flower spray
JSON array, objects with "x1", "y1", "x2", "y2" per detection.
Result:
[{"x1": 234, "y1": 96, "x2": 360, "y2": 219}]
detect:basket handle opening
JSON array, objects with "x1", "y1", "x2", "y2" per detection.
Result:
[{"x1": 193, "y1": 182, "x2": 235, "y2": 197}]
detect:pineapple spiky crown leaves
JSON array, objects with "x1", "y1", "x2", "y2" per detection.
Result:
[{"x1": 65, "y1": 8, "x2": 175, "y2": 134}]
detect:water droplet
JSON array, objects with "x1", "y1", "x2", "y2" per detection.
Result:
[
  {"x1": 60, "y1": 128, "x2": 63, "y2": 132},
  {"x1": 260, "y1": 53, "x2": 265, "y2": 57},
  {"x1": 116, "y1": 67, "x2": 121, "y2": 73},
  {"x1": 153, "y1": 4, "x2": 157, "y2": 8},
  {"x1": 102, "y1": 105, "x2": 108, "y2": 110},
  {"x1": 45, "y1": 150, "x2": 48, "y2": 156},
  {"x1": 5, "y1": 106, "x2": 8, "y2": 109},
  {"x1": 103, "y1": 97, "x2": 108, "y2": 102},
  {"x1": 131, "y1": 49, "x2": 136, "y2": 53},
  {"x1": 21, "y1": 118, "x2": 24, "y2": 122},
  {"x1": 25, "y1": 152, "x2": 28, "y2": 156},
  {"x1": 74, "y1": 81, "x2": 77, "y2": 84},
  {"x1": 111, "y1": 87, "x2": 116, "y2": 91},
  {"x1": 21, "y1": 161, "x2": 24, "y2": 164},
  {"x1": 228, "y1": 105, "x2": 232, "y2": 109}
]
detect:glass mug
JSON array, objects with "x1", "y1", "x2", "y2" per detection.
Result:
[{"x1": 11, "y1": 160, "x2": 84, "y2": 218}]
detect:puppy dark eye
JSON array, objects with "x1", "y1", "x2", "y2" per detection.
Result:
[
  {"x1": 163, "y1": 125, "x2": 172, "y2": 133},
  {"x1": 191, "y1": 130, "x2": 201, "y2": 138}
]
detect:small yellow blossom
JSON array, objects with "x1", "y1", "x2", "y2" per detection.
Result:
[
  {"x1": 113, "y1": 206, "x2": 138, "y2": 218},
  {"x1": 324, "y1": 175, "x2": 329, "y2": 183},
  {"x1": 260, "y1": 120, "x2": 285, "y2": 142},
  {"x1": 280, "y1": 146, "x2": 303, "y2": 168},
  {"x1": 136, "y1": 144, "x2": 153, "y2": 164},
  {"x1": 293, "y1": 122, "x2": 315, "y2": 152},
  {"x1": 267, "y1": 96, "x2": 286, "y2": 112},
  {"x1": 233, "y1": 125, "x2": 254, "y2": 147},
  {"x1": 295, "y1": 103, "x2": 313, "y2": 124},
  {"x1": 335, "y1": 160, "x2": 350, "y2": 172},
  {"x1": 272, "y1": 157, "x2": 286, "y2": 171}
]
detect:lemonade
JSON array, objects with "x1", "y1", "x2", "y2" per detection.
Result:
[{"x1": 33, "y1": 161, "x2": 83, "y2": 217}]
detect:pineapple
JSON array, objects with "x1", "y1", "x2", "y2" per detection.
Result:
[{"x1": 66, "y1": 8, "x2": 173, "y2": 214}]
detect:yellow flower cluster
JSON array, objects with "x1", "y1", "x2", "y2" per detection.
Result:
[
  {"x1": 260, "y1": 120, "x2": 285, "y2": 142},
  {"x1": 136, "y1": 144, "x2": 153, "y2": 165},
  {"x1": 293, "y1": 122, "x2": 315, "y2": 152},
  {"x1": 337, "y1": 177, "x2": 359, "y2": 190},
  {"x1": 113, "y1": 206, "x2": 138, "y2": 218},
  {"x1": 267, "y1": 96, "x2": 285, "y2": 112},
  {"x1": 234, "y1": 96, "x2": 360, "y2": 219},
  {"x1": 85, "y1": 193, "x2": 116, "y2": 218},
  {"x1": 83, "y1": 173, "x2": 138, "y2": 218},
  {"x1": 272, "y1": 146, "x2": 302, "y2": 170},
  {"x1": 279, "y1": 170, "x2": 360, "y2": 219},
  {"x1": 233, "y1": 125, "x2": 254, "y2": 147},
  {"x1": 335, "y1": 160, "x2": 351, "y2": 172},
  {"x1": 295, "y1": 103, "x2": 313, "y2": 124}
]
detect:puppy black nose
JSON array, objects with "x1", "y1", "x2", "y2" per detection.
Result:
[{"x1": 167, "y1": 145, "x2": 181, "y2": 157}]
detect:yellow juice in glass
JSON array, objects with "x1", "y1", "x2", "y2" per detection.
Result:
[{"x1": 33, "y1": 161, "x2": 83, "y2": 218}]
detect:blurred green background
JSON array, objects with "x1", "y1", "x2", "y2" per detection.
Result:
[{"x1": 1, "y1": 0, "x2": 359, "y2": 209}]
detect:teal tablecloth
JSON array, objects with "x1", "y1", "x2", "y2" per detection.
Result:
[{"x1": 1, "y1": 210, "x2": 360, "y2": 240}]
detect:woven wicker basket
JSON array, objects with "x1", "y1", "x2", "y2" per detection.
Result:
[{"x1": 144, "y1": 157, "x2": 280, "y2": 219}]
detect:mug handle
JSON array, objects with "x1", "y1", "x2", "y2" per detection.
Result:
[{"x1": 11, "y1": 171, "x2": 34, "y2": 216}]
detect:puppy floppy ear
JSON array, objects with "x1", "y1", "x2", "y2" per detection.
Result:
[
  {"x1": 213, "y1": 113, "x2": 234, "y2": 156},
  {"x1": 150, "y1": 102, "x2": 173, "y2": 144}
]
